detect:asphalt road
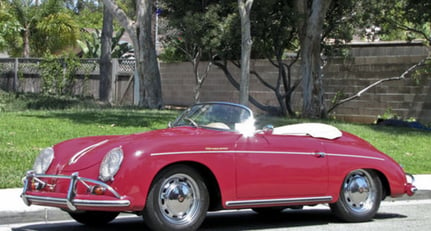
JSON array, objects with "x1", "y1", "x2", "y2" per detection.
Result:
[{"x1": 1, "y1": 199, "x2": 430, "y2": 231}]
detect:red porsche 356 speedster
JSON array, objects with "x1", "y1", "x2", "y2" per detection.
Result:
[{"x1": 21, "y1": 101, "x2": 416, "y2": 230}]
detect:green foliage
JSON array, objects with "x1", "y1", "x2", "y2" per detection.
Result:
[
  {"x1": 77, "y1": 28, "x2": 133, "y2": 58},
  {"x1": 70, "y1": 6, "x2": 103, "y2": 29},
  {"x1": 376, "y1": 108, "x2": 417, "y2": 123},
  {"x1": 0, "y1": 91, "x2": 22, "y2": 112},
  {"x1": 33, "y1": 12, "x2": 80, "y2": 55},
  {"x1": 159, "y1": 0, "x2": 239, "y2": 62},
  {"x1": 0, "y1": 91, "x2": 6, "y2": 112},
  {"x1": 111, "y1": 29, "x2": 134, "y2": 58},
  {"x1": 0, "y1": 91, "x2": 101, "y2": 111},
  {"x1": 411, "y1": 58, "x2": 431, "y2": 84},
  {"x1": 158, "y1": 37, "x2": 188, "y2": 62},
  {"x1": 0, "y1": 2, "x2": 22, "y2": 53},
  {"x1": 251, "y1": 0, "x2": 299, "y2": 58},
  {"x1": 2, "y1": 0, "x2": 82, "y2": 57},
  {"x1": 377, "y1": 107, "x2": 400, "y2": 120},
  {"x1": 77, "y1": 29, "x2": 103, "y2": 58},
  {"x1": 359, "y1": 0, "x2": 431, "y2": 42},
  {"x1": 39, "y1": 53, "x2": 81, "y2": 96},
  {"x1": 330, "y1": 90, "x2": 346, "y2": 105}
]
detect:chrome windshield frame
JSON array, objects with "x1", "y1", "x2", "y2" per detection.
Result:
[{"x1": 170, "y1": 102, "x2": 255, "y2": 132}]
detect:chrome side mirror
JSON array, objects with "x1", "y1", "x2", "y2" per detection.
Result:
[{"x1": 262, "y1": 125, "x2": 274, "y2": 134}]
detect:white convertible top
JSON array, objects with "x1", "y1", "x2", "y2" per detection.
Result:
[{"x1": 272, "y1": 123, "x2": 342, "y2": 140}]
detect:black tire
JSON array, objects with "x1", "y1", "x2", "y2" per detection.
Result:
[
  {"x1": 143, "y1": 165, "x2": 209, "y2": 231},
  {"x1": 68, "y1": 211, "x2": 119, "y2": 225},
  {"x1": 330, "y1": 169, "x2": 382, "y2": 222}
]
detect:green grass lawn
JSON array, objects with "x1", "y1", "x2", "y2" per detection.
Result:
[{"x1": 1, "y1": 95, "x2": 430, "y2": 188}]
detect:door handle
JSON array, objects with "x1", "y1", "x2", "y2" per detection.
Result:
[{"x1": 314, "y1": 152, "x2": 326, "y2": 158}]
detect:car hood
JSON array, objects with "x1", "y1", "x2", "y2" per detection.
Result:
[
  {"x1": 50, "y1": 134, "x2": 126, "y2": 173},
  {"x1": 48, "y1": 127, "x2": 221, "y2": 173}
]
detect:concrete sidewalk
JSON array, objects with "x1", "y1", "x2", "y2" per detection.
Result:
[{"x1": 1, "y1": 175, "x2": 430, "y2": 225}]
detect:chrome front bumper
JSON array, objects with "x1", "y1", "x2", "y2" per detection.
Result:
[{"x1": 21, "y1": 171, "x2": 130, "y2": 211}]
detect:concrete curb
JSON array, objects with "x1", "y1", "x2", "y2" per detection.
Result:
[
  {"x1": 1, "y1": 175, "x2": 430, "y2": 225},
  {"x1": 0, "y1": 188, "x2": 69, "y2": 225}
]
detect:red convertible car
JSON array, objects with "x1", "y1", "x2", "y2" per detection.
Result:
[{"x1": 21, "y1": 102, "x2": 416, "y2": 230}]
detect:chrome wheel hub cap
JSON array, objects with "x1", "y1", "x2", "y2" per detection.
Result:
[
  {"x1": 343, "y1": 171, "x2": 375, "y2": 213},
  {"x1": 159, "y1": 174, "x2": 200, "y2": 224}
]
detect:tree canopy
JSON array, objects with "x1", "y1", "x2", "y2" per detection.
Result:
[{"x1": 1, "y1": 0, "x2": 81, "y2": 57}]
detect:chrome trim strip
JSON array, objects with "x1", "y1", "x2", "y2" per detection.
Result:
[
  {"x1": 151, "y1": 150, "x2": 384, "y2": 161},
  {"x1": 151, "y1": 150, "x2": 315, "y2": 156},
  {"x1": 225, "y1": 196, "x2": 333, "y2": 207},
  {"x1": 24, "y1": 195, "x2": 131, "y2": 208},
  {"x1": 326, "y1": 153, "x2": 384, "y2": 161}
]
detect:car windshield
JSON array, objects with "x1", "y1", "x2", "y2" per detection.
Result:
[{"x1": 172, "y1": 102, "x2": 255, "y2": 133}]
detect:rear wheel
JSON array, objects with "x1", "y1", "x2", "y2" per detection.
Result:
[
  {"x1": 143, "y1": 165, "x2": 209, "y2": 231},
  {"x1": 68, "y1": 211, "x2": 119, "y2": 225},
  {"x1": 330, "y1": 169, "x2": 382, "y2": 222}
]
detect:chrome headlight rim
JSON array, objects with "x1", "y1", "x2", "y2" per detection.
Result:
[
  {"x1": 33, "y1": 147, "x2": 55, "y2": 174},
  {"x1": 99, "y1": 147, "x2": 124, "y2": 182}
]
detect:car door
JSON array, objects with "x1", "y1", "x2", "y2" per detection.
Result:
[{"x1": 234, "y1": 133, "x2": 329, "y2": 199}]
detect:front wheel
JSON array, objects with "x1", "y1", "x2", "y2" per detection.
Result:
[
  {"x1": 143, "y1": 165, "x2": 209, "y2": 231},
  {"x1": 68, "y1": 211, "x2": 119, "y2": 225},
  {"x1": 330, "y1": 169, "x2": 382, "y2": 222}
]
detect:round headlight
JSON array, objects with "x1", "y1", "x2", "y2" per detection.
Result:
[
  {"x1": 33, "y1": 147, "x2": 54, "y2": 174},
  {"x1": 99, "y1": 147, "x2": 123, "y2": 182}
]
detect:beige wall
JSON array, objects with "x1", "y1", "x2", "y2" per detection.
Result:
[{"x1": 161, "y1": 55, "x2": 430, "y2": 124}]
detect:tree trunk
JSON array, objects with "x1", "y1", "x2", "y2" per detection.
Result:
[
  {"x1": 23, "y1": 25, "x2": 30, "y2": 58},
  {"x1": 99, "y1": 5, "x2": 113, "y2": 103},
  {"x1": 296, "y1": 0, "x2": 331, "y2": 118},
  {"x1": 103, "y1": 0, "x2": 162, "y2": 109},
  {"x1": 139, "y1": 0, "x2": 162, "y2": 108},
  {"x1": 191, "y1": 50, "x2": 212, "y2": 103},
  {"x1": 238, "y1": 0, "x2": 254, "y2": 106}
]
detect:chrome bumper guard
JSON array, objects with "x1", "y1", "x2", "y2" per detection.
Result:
[
  {"x1": 405, "y1": 173, "x2": 418, "y2": 196},
  {"x1": 21, "y1": 171, "x2": 130, "y2": 211}
]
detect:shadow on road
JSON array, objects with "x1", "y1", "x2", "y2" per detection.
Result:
[{"x1": 12, "y1": 208, "x2": 407, "y2": 231}]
